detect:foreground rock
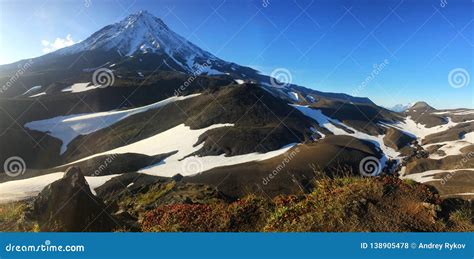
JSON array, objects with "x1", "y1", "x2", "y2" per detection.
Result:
[{"x1": 31, "y1": 167, "x2": 115, "y2": 231}]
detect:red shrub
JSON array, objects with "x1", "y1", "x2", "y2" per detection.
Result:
[{"x1": 141, "y1": 204, "x2": 229, "y2": 232}]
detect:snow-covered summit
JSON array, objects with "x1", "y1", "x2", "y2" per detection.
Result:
[
  {"x1": 0, "y1": 10, "x2": 371, "y2": 105},
  {"x1": 56, "y1": 10, "x2": 219, "y2": 71},
  {"x1": 387, "y1": 103, "x2": 413, "y2": 112}
]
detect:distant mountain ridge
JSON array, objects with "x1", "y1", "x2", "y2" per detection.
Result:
[
  {"x1": 408, "y1": 101, "x2": 436, "y2": 112},
  {"x1": 387, "y1": 103, "x2": 413, "y2": 112},
  {"x1": 0, "y1": 10, "x2": 372, "y2": 104},
  {"x1": 0, "y1": 9, "x2": 472, "y2": 210}
]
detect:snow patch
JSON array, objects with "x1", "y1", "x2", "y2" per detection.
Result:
[
  {"x1": 140, "y1": 143, "x2": 295, "y2": 177},
  {"x1": 25, "y1": 94, "x2": 201, "y2": 154},
  {"x1": 64, "y1": 123, "x2": 233, "y2": 165},
  {"x1": 463, "y1": 132, "x2": 474, "y2": 142},
  {"x1": 425, "y1": 132, "x2": 474, "y2": 159},
  {"x1": 62, "y1": 123, "x2": 296, "y2": 178},
  {"x1": 62, "y1": 82, "x2": 105, "y2": 93},
  {"x1": 199, "y1": 65, "x2": 224, "y2": 75},
  {"x1": 0, "y1": 173, "x2": 119, "y2": 203},
  {"x1": 401, "y1": 169, "x2": 474, "y2": 183},
  {"x1": 288, "y1": 92, "x2": 299, "y2": 101},
  {"x1": 309, "y1": 127, "x2": 325, "y2": 140},
  {"x1": 22, "y1": 86, "x2": 42, "y2": 96},
  {"x1": 292, "y1": 105, "x2": 400, "y2": 170},
  {"x1": 235, "y1": 79, "x2": 245, "y2": 85},
  {"x1": 386, "y1": 116, "x2": 462, "y2": 141},
  {"x1": 29, "y1": 92, "x2": 46, "y2": 98}
]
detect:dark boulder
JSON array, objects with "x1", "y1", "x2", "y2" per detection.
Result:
[
  {"x1": 171, "y1": 173, "x2": 184, "y2": 182},
  {"x1": 32, "y1": 167, "x2": 116, "y2": 231}
]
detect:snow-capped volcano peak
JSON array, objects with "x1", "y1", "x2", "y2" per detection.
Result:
[
  {"x1": 57, "y1": 10, "x2": 217, "y2": 63},
  {"x1": 124, "y1": 10, "x2": 168, "y2": 29},
  {"x1": 16, "y1": 10, "x2": 259, "y2": 76}
]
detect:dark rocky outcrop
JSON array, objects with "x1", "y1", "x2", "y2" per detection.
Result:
[
  {"x1": 31, "y1": 167, "x2": 115, "y2": 231},
  {"x1": 407, "y1": 101, "x2": 436, "y2": 112}
]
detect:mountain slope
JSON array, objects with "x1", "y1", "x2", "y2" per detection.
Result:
[
  {"x1": 0, "y1": 11, "x2": 372, "y2": 105},
  {"x1": 0, "y1": 11, "x2": 472, "y2": 205}
]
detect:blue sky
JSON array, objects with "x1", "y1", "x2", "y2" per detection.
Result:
[{"x1": 0, "y1": 0, "x2": 472, "y2": 108}]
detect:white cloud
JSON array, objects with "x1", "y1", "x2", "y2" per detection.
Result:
[{"x1": 42, "y1": 34, "x2": 75, "y2": 53}]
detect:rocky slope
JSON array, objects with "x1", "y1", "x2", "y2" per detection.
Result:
[
  {"x1": 0, "y1": 10, "x2": 472, "y2": 226},
  {"x1": 1, "y1": 167, "x2": 472, "y2": 232}
]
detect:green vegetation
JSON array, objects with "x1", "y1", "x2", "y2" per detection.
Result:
[
  {"x1": 119, "y1": 181, "x2": 177, "y2": 210},
  {"x1": 402, "y1": 178, "x2": 417, "y2": 186},
  {"x1": 141, "y1": 177, "x2": 473, "y2": 232},
  {"x1": 448, "y1": 209, "x2": 473, "y2": 231},
  {"x1": 1, "y1": 176, "x2": 472, "y2": 232},
  {"x1": 0, "y1": 202, "x2": 37, "y2": 232}
]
